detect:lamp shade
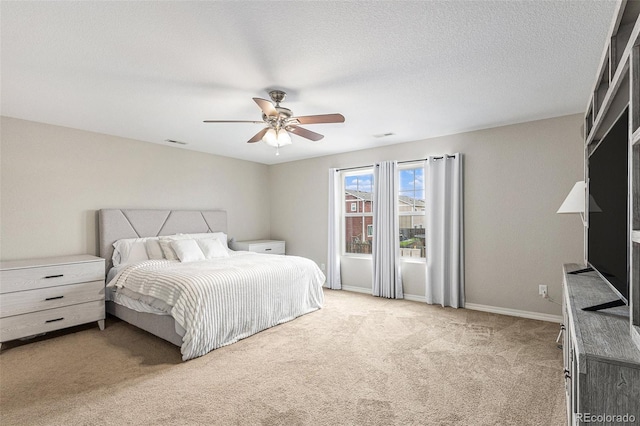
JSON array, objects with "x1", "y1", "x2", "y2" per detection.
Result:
[
  {"x1": 557, "y1": 181, "x2": 585, "y2": 214},
  {"x1": 262, "y1": 129, "x2": 292, "y2": 147}
]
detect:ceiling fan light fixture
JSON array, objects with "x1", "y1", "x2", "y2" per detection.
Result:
[
  {"x1": 204, "y1": 90, "x2": 344, "y2": 149},
  {"x1": 262, "y1": 128, "x2": 292, "y2": 148}
]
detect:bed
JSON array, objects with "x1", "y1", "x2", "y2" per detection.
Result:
[{"x1": 99, "y1": 209, "x2": 325, "y2": 360}]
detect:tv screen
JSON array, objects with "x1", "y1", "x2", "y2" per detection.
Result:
[{"x1": 587, "y1": 109, "x2": 629, "y2": 303}]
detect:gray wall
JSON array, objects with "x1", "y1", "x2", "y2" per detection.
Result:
[
  {"x1": 269, "y1": 114, "x2": 585, "y2": 316},
  {"x1": 0, "y1": 116, "x2": 271, "y2": 260}
]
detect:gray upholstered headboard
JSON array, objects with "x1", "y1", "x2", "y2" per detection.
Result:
[{"x1": 99, "y1": 209, "x2": 227, "y2": 271}]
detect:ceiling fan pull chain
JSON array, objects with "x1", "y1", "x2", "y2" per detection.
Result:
[{"x1": 275, "y1": 146, "x2": 280, "y2": 156}]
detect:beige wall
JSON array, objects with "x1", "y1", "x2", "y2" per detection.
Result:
[
  {"x1": 0, "y1": 117, "x2": 271, "y2": 260},
  {"x1": 269, "y1": 114, "x2": 585, "y2": 316},
  {"x1": 1, "y1": 114, "x2": 585, "y2": 316}
]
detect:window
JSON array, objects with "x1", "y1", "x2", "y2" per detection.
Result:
[
  {"x1": 343, "y1": 170, "x2": 373, "y2": 254},
  {"x1": 340, "y1": 164, "x2": 425, "y2": 258},
  {"x1": 398, "y1": 165, "x2": 425, "y2": 258}
]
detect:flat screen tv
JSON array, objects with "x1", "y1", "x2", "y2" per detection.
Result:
[{"x1": 587, "y1": 108, "x2": 629, "y2": 309}]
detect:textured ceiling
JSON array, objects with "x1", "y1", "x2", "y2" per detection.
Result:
[{"x1": 0, "y1": 1, "x2": 617, "y2": 165}]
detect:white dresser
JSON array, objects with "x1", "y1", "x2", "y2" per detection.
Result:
[
  {"x1": 0, "y1": 255, "x2": 105, "y2": 348},
  {"x1": 231, "y1": 239, "x2": 285, "y2": 255}
]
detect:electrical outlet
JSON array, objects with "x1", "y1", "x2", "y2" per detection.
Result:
[
  {"x1": 320, "y1": 263, "x2": 326, "y2": 271},
  {"x1": 539, "y1": 285, "x2": 548, "y2": 298}
]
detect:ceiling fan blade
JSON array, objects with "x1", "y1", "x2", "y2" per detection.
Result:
[
  {"x1": 253, "y1": 98, "x2": 277, "y2": 117},
  {"x1": 287, "y1": 126, "x2": 324, "y2": 141},
  {"x1": 292, "y1": 113, "x2": 345, "y2": 125},
  {"x1": 247, "y1": 127, "x2": 269, "y2": 143},
  {"x1": 203, "y1": 120, "x2": 264, "y2": 123}
]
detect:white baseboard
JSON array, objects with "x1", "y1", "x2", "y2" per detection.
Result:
[
  {"x1": 402, "y1": 293, "x2": 426, "y2": 303},
  {"x1": 339, "y1": 287, "x2": 562, "y2": 323},
  {"x1": 464, "y1": 303, "x2": 562, "y2": 324},
  {"x1": 340, "y1": 285, "x2": 371, "y2": 294}
]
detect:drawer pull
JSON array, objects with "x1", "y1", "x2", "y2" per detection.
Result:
[
  {"x1": 44, "y1": 274, "x2": 64, "y2": 279},
  {"x1": 45, "y1": 296, "x2": 64, "y2": 301},
  {"x1": 265, "y1": 248, "x2": 272, "y2": 251},
  {"x1": 45, "y1": 317, "x2": 64, "y2": 323}
]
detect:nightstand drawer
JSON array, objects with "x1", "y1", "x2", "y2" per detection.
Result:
[
  {"x1": 251, "y1": 242, "x2": 285, "y2": 254},
  {"x1": 0, "y1": 280, "x2": 104, "y2": 318},
  {"x1": 0, "y1": 299, "x2": 104, "y2": 342},
  {"x1": 0, "y1": 261, "x2": 104, "y2": 294},
  {"x1": 231, "y1": 240, "x2": 286, "y2": 255}
]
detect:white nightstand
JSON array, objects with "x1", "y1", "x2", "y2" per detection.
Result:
[
  {"x1": 0, "y1": 255, "x2": 105, "y2": 348},
  {"x1": 230, "y1": 239, "x2": 285, "y2": 255}
]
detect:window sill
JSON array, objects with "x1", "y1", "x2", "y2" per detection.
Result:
[
  {"x1": 342, "y1": 254, "x2": 372, "y2": 259},
  {"x1": 341, "y1": 254, "x2": 425, "y2": 263},
  {"x1": 401, "y1": 258, "x2": 426, "y2": 264}
]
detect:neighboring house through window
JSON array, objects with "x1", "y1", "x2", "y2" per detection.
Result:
[
  {"x1": 398, "y1": 164, "x2": 426, "y2": 258},
  {"x1": 343, "y1": 170, "x2": 374, "y2": 254},
  {"x1": 341, "y1": 164, "x2": 426, "y2": 259}
]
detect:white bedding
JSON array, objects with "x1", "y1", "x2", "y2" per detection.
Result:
[
  {"x1": 107, "y1": 251, "x2": 325, "y2": 360},
  {"x1": 107, "y1": 286, "x2": 172, "y2": 315}
]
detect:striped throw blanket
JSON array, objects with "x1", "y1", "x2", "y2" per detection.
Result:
[{"x1": 108, "y1": 252, "x2": 325, "y2": 360}]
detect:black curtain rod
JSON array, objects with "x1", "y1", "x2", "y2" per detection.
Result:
[
  {"x1": 336, "y1": 164, "x2": 374, "y2": 172},
  {"x1": 336, "y1": 155, "x2": 455, "y2": 172},
  {"x1": 398, "y1": 158, "x2": 427, "y2": 164}
]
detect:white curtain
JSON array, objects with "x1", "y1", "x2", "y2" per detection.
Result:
[
  {"x1": 372, "y1": 161, "x2": 403, "y2": 298},
  {"x1": 326, "y1": 168, "x2": 342, "y2": 289},
  {"x1": 425, "y1": 154, "x2": 464, "y2": 308}
]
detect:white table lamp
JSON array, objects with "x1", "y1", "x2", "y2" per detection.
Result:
[{"x1": 557, "y1": 181, "x2": 586, "y2": 225}]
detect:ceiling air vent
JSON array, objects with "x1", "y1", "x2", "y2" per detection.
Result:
[{"x1": 164, "y1": 139, "x2": 187, "y2": 145}]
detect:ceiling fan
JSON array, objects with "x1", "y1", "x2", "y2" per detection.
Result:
[{"x1": 204, "y1": 90, "x2": 345, "y2": 155}]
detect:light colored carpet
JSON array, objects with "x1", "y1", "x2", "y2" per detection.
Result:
[{"x1": 0, "y1": 289, "x2": 566, "y2": 425}]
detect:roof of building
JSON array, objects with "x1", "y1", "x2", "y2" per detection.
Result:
[{"x1": 345, "y1": 190, "x2": 425, "y2": 207}]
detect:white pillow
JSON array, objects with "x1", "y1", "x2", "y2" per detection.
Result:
[
  {"x1": 183, "y1": 232, "x2": 228, "y2": 248},
  {"x1": 158, "y1": 235, "x2": 193, "y2": 260},
  {"x1": 145, "y1": 239, "x2": 165, "y2": 260},
  {"x1": 112, "y1": 238, "x2": 151, "y2": 266},
  {"x1": 197, "y1": 238, "x2": 230, "y2": 259},
  {"x1": 158, "y1": 232, "x2": 228, "y2": 260},
  {"x1": 170, "y1": 239, "x2": 205, "y2": 262}
]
